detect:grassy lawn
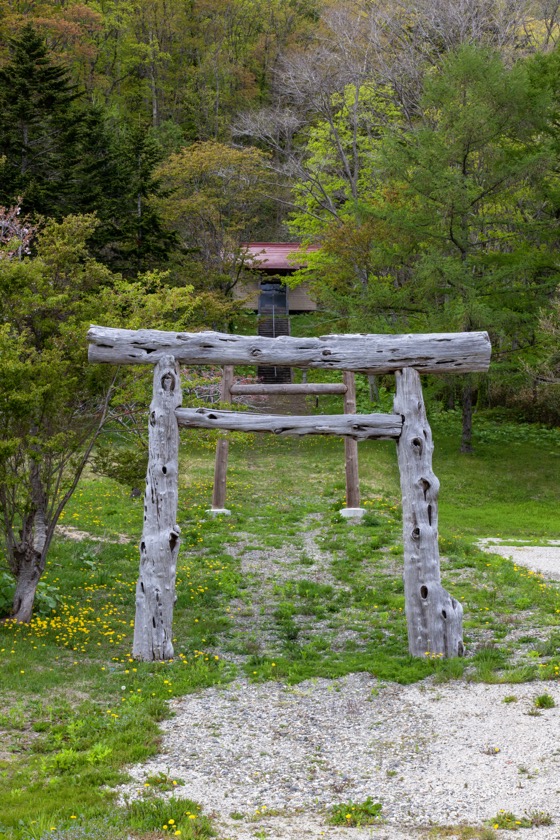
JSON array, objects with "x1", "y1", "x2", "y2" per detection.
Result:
[{"x1": 0, "y1": 406, "x2": 558, "y2": 839}]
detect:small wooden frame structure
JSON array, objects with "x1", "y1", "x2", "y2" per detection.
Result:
[
  {"x1": 209, "y1": 369, "x2": 364, "y2": 517},
  {"x1": 88, "y1": 326, "x2": 491, "y2": 662}
]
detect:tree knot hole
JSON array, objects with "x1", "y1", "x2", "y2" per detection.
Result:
[
  {"x1": 420, "y1": 585, "x2": 428, "y2": 600},
  {"x1": 162, "y1": 465, "x2": 167, "y2": 475},
  {"x1": 412, "y1": 437, "x2": 423, "y2": 455},
  {"x1": 427, "y1": 504, "x2": 432, "y2": 526},
  {"x1": 442, "y1": 609, "x2": 447, "y2": 619},
  {"x1": 412, "y1": 527, "x2": 421, "y2": 541},
  {"x1": 161, "y1": 372, "x2": 175, "y2": 392},
  {"x1": 149, "y1": 411, "x2": 156, "y2": 427},
  {"x1": 420, "y1": 478, "x2": 431, "y2": 499}
]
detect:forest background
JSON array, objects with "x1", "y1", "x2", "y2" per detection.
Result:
[{"x1": 1, "y1": 0, "x2": 560, "y2": 620}]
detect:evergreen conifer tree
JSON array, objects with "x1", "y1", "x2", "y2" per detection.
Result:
[{"x1": 0, "y1": 25, "x2": 83, "y2": 216}]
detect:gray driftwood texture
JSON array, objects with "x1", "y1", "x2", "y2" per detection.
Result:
[
  {"x1": 176, "y1": 407, "x2": 403, "y2": 441},
  {"x1": 133, "y1": 356, "x2": 182, "y2": 661},
  {"x1": 394, "y1": 368, "x2": 464, "y2": 657},
  {"x1": 88, "y1": 326, "x2": 491, "y2": 374}
]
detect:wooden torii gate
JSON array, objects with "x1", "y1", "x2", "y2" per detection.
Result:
[{"x1": 88, "y1": 326, "x2": 491, "y2": 663}]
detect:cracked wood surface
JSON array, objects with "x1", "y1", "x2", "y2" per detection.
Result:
[
  {"x1": 88, "y1": 326, "x2": 491, "y2": 374},
  {"x1": 133, "y1": 356, "x2": 182, "y2": 661},
  {"x1": 175, "y1": 407, "x2": 403, "y2": 440}
]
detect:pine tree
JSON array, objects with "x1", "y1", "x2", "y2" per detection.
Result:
[{"x1": 0, "y1": 25, "x2": 83, "y2": 216}]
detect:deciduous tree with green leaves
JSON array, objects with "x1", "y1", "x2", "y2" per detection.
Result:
[
  {"x1": 376, "y1": 45, "x2": 556, "y2": 449},
  {"x1": 0, "y1": 211, "x2": 200, "y2": 622},
  {"x1": 154, "y1": 140, "x2": 272, "y2": 298},
  {"x1": 290, "y1": 45, "x2": 558, "y2": 447}
]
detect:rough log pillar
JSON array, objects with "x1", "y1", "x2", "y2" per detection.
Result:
[
  {"x1": 209, "y1": 365, "x2": 233, "y2": 515},
  {"x1": 340, "y1": 371, "x2": 365, "y2": 520},
  {"x1": 133, "y1": 355, "x2": 182, "y2": 661},
  {"x1": 394, "y1": 368, "x2": 464, "y2": 658}
]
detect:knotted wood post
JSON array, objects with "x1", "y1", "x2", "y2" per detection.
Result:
[
  {"x1": 394, "y1": 368, "x2": 464, "y2": 658},
  {"x1": 133, "y1": 355, "x2": 182, "y2": 661},
  {"x1": 209, "y1": 365, "x2": 234, "y2": 515},
  {"x1": 341, "y1": 371, "x2": 365, "y2": 519}
]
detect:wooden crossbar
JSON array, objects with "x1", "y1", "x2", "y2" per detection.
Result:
[
  {"x1": 88, "y1": 326, "x2": 491, "y2": 374},
  {"x1": 229, "y1": 383, "x2": 348, "y2": 395},
  {"x1": 175, "y1": 407, "x2": 403, "y2": 441}
]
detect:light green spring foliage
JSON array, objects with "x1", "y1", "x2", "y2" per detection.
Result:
[
  {"x1": 289, "y1": 82, "x2": 402, "y2": 239},
  {"x1": 288, "y1": 45, "x2": 559, "y2": 355},
  {"x1": 0, "y1": 213, "x2": 201, "y2": 612}
]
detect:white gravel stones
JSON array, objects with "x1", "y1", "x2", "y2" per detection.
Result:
[
  {"x1": 121, "y1": 674, "x2": 560, "y2": 839},
  {"x1": 478, "y1": 539, "x2": 560, "y2": 581}
]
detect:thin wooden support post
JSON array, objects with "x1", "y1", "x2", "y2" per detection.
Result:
[
  {"x1": 210, "y1": 365, "x2": 234, "y2": 515},
  {"x1": 394, "y1": 368, "x2": 464, "y2": 658},
  {"x1": 340, "y1": 371, "x2": 365, "y2": 519},
  {"x1": 133, "y1": 355, "x2": 182, "y2": 661}
]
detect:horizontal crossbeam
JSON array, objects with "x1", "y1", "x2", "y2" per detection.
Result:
[
  {"x1": 229, "y1": 383, "x2": 347, "y2": 395},
  {"x1": 175, "y1": 408, "x2": 403, "y2": 441},
  {"x1": 88, "y1": 326, "x2": 491, "y2": 375}
]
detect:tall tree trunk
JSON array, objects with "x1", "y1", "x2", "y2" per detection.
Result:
[
  {"x1": 461, "y1": 376, "x2": 476, "y2": 453},
  {"x1": 368, "y1": 374, "x2": 379, "y2": 402}
]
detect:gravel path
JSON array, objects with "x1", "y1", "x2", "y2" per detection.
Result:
[
  {"x1": 120, "y1": 538, "x2": 560, "y2": 840},
  {"x1": 478, "y1": 539, "x2": 560, "y2": 581},
  {"x1": 121, "y1": 676, "x2": 560, "y2": 839}
]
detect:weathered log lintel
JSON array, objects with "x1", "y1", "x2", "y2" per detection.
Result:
[
  {"x1": 88, "y1": 326, "x2": 491, "y2": 375},
  {"x1": 175, "y1": 407, "x2": 403, "y2": 440}
]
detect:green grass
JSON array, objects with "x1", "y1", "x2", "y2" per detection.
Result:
[
  {"x1": 328, "y1": 797, "x2": 382, "y2": 826},
  {"x1": 0, "y1": 407, "x2": 559, "y2": 838}
]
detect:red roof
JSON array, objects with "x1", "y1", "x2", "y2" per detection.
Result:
[{"x1": 243, "y1": 242, "x2": 318, "y2": 271}]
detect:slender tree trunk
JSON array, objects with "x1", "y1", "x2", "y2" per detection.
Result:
[
  {"x1": 461, "y1": 376, "x2": 475, "y2": 453},
  {"x1": 11, "y1": 548, "x2": 42, "y2": 623},
  {"x1": 149, "y1": 29, "x2": 158, "y2": 127},
  {"x1": 11, "y1": 461, "x2": 49, "y2": 622},
  {"x1": 368, "y1": 374, "x2": 379, "y2": 402}
]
